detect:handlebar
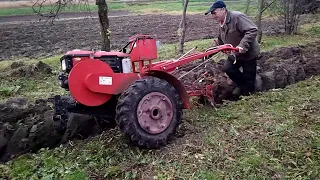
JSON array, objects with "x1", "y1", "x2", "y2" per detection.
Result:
[{"x1": 205, "y1": 44, "x2": 239, "y2": 53}]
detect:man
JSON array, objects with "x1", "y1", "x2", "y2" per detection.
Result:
[{"x1": 205, "y1": 1, "x2": 260, "y2": 96}]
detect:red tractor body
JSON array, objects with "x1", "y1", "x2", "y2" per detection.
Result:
[{"x1": 54, "y1": 34, "x2": 238, "y2": 148}]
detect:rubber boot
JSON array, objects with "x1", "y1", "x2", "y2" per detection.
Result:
[{"x1": 232, "y1": 87, "x2": 242, "y2": 96}]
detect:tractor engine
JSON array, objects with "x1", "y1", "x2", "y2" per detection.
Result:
[{"x1": 58, "y1": 50, "x2": 131, "y2": 90}]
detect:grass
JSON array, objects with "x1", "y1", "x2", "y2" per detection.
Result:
[
  {"x1": 0, "y1": 0, "x2": 265, "y2": 17},
  {"x1": 0, "y1": 55, "x2": 65, "y2": 102},
  {"x1": 0, "y1": 76, "x2": 319, "y2": 179}
]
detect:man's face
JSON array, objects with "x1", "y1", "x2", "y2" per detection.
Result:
[{"x1": 211, "y1": 8, "x2": 225, "y2": 22}]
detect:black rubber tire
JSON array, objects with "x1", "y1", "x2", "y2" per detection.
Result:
[{"x1": 115, "y1": 76, "x2": 183, "y2": 149}]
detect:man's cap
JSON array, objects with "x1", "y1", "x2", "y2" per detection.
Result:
[{"x1": 205, "y1": 1, "x2": 226, "y2": 15}]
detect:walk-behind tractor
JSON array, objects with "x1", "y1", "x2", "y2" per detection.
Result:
[{"x1": 53, "y1": 34, "x2": 239, "y2": 148}]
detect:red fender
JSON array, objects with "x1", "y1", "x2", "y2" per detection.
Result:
[
  {"x1": 147, "y1": 70, "x2": 190, "y2": 109},
  {"x1": 68, "y1": 59, "x2": 143, "y2": 106},
  {"x1": 69, "y1": 59, "x2": 190, "y2": 109}
]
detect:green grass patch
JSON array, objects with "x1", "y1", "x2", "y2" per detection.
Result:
[
  {"x1": 0, "y1": 77, "x2": 319, "y2": 179},
  {"x1": 260, "y1": 34, "x2": 319, "y2": 51},
  {"x1": 0, "y1": 55, "x2": 65, "y2": 102}
]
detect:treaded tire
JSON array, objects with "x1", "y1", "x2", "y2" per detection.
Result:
[{"x1": 115, "y1": 76, "x2": 183, "y2": 149}]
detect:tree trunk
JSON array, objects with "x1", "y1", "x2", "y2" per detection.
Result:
[
  {"x1": 291, "y1": 0, "x2": 298, "y2": 34},
  {"x1": 285, "y1": 0, "x2": 290, "y2": 34},
  {"x1": 178, "y1": 0, "x2": 189, "y2": 54},
  {"x1": 245, "y1": 0, "x2": 251, "y2": 15},
  {"x1": 96, "y1": 0, "x2": 110, "y2": 51},
  {"x1": 256, "y1": 0, "x2": 264, "y2": 43},
  {"x1": 282, "y1": 0, "x2": 301, "y2": 35}
]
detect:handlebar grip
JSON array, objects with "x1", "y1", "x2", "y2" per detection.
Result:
[{"x1": 228, "y1": 47, "x2": 240, "y2": 51}]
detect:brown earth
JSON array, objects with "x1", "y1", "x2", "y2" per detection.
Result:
[
  {"x1": 0, "y1": 13, "x2": 287, "y2": 61},
  {"x1": 1, "y1": 41, "x2": 320, "y2": 163}
]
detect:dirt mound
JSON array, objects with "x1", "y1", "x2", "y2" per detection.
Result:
[
  {"x1": 0, "y1": 61, "x2": 53, "y2": 78},
  {"x1": 0, "y1": 97, "x2": 113, "y2": 162},
  {"x1": 1, "y1": 42, "x2": 320, "y2": 163}
]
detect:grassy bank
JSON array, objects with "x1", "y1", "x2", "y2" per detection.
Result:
[{"x1": 0, "y1": 76, "x2": 319, "y2": 179}]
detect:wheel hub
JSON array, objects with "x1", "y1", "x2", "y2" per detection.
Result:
[
  {"x1": 137, "y1": 92, "x2": 173, "y2": 134},
  {"x1": 150, "y1": 107, "x2": 162, "y2": 120}
]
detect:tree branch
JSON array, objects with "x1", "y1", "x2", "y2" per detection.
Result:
[
  {"x1": 30, "y1": 0, "x2": 90, "y2": 22},
  {"x1": 261, "y1": 0, "x2": 277, "y2": 14}
]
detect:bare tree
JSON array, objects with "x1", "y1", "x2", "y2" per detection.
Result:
[
  {"x1": 256, "y1": 0, "x2": 265, "y2": 43},
  {"x1": 29, "y1": 0, "x2": 111, "y2": 51},
  {"x1": 245, "y1": 0, "x2": 251, "y2": 15},
  {"x1": 273, "y1": 0, "x2": 315, "y2": 35},
  {"x1": 96, "y1": 0, "x2": 111, "y2": 51},
  {"x1": 178, "y1": 0, "x2": 189, "y2": 54},
  {"x1": 256, "y1": 0, "x2": 277, "y2": 42},
  {"x1": 282, "y1": 0, "x2": 301, "y2": 34}
]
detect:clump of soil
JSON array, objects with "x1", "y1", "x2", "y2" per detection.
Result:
[
  {"x1": 0, "y1": 61, "x2": 53, "y2": 78},
  {"x1": 10, "y1": 61, "x2": 53, "y2": 77},
  {"x1": 10, "y1": 61, "x2": 24, "y2": 69},
  {"x1": 1, "y1": 41, "x2": 320, "y2": 163},
  {"x1": 0, "y1": 97, "x2": 113, "y2": 162}
]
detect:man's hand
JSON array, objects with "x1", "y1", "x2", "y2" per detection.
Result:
[
  {"x1": 222, "y1": 50, "x2": 231, "y2": 54},
  {"x1": 236, "y1": 46, "x2": 245, "y2": 53}
]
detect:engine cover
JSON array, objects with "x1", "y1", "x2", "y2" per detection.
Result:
[
  {"x1": 94, "y1": 51, "x2": 130, "y2": 73},
  {"x1": 62, "y1": 50, "x2": 130, "y2": 73}
]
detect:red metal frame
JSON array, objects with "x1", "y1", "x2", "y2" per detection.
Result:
[
  {"x1": 147, "y1": 45, "x2": 238, "y2": 73},
  {"x1": 67, "y1": 34, "x2": 239, "y2": 108},
  {"x1": 125, "y1": 34, "x2": 239, "y2": 106}
]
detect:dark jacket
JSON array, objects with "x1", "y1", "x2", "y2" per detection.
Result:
[{"x1": 217, "y1": 10, "x2": 260, "y2": 61}]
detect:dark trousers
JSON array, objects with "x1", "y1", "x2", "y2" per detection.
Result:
[{"x1": 222, "y1": 55, "x2": 257, "y2": 95}]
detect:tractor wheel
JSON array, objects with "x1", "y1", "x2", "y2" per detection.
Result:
[{"x1": 115, "y1": 76, "x2": 183, "y2": 149}]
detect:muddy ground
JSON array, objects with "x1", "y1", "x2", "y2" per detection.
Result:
[
  {"x1": 1, "y1": 42, "x2": 320, "y2": 162},
  {"x1": 0, "y1": 13, "x2": 289, "y2": 61}
]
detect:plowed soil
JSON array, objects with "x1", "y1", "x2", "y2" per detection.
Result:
[{"x1": 0, "y1": 13, "x2": 286, "y2": 61}]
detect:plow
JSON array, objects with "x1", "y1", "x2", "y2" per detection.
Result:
[{"x1": 53, "y1": 34, "x2": 239, "y2": 148}]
